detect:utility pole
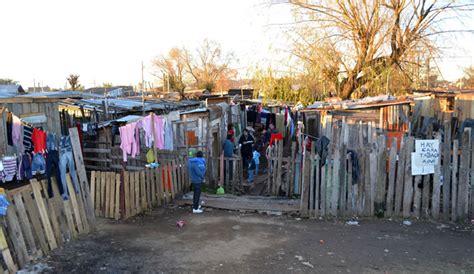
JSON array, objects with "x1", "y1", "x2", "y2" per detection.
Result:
[
  {"x1": 426, "y1": 57, "x2": 430, "y2": 89},
  {"x1": 142, "y1": 61, "x2": 145, "y2": 115}
]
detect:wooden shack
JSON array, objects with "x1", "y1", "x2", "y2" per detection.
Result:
[{"x1": 0, "y1": 97, "x2": 62, "y2": 155}]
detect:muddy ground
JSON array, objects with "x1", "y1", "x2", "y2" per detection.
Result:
[{"x1": 23, "y1": 206, "x2": 474, "y2": 273}]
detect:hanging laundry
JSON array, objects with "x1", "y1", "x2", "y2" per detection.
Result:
[
  {"x1": 119, "y1": 122, "x2": 140, "y2": 162},
  {"x1": 164, "y1": 117, "x2": 174, "y2": 150},
  {"x1": 46, "y1": 149, "x2": 64, "y2": 198},
  {"x1": 6, "y1": 112, "x2": 13, "y2": 146},
  {"x1": 17, "y1": 153, "x2": 32, "y2": 181},
  {"x1": 32, "y1": 128, "x2": 47, "y2": 154},
  {"x1": 23, "y1": 125, "x2": 33, "y2": 152},
  {"x1": 12, "y1": 114, "x2": 23, "y2": 153},
  {"x1": 31, "y1": 153, "x2": 46, "y2": 175},
  {"x1": 59, "y1": 136, "x2": 80, "y2": 198},
  {"x1": 139, "y1": 114, "x2": 165, "y2": 149},
  {"x1": 2, "y1": 156, "x2": 17, "y2": 182}
]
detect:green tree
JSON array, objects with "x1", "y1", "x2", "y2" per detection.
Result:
[
  {"x1": 103, "y1": 82, "x2": 113, "y2": 88},
  {"x1": 0, "y1": 78, "x2": 19, "y2": 85}
]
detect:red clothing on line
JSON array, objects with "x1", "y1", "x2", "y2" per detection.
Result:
[
  {"x1": 32, "y1": 128, "x2": 47, "y2": 153},
  {"x1": 269, "y1": 133, "x2": 283, "y2": 146}
]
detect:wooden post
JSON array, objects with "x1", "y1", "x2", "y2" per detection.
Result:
[
  {"x1": 386, "y1": 138, "x2": 397, "y2": 217},
  {"x1": 375, "y1": 136, "x2": 387, "y2": 216},
  {"x1": 290, "y1": 141, "x2": 296, "y2": 197},
  {"x1": 431, "y1": 134, "x2": 443, "y2": 219},
  {"x1": 315, "y1": 155, "x2": 321, "y2": 217},
  {"x1": 309, "y1": 142, "x2": 316, "y2": 216},
  {"x1": 300, "y1": 152, "x2": 310, "y2": 217},
  {"x1": 331, "y1": 148, "x2": 340, "y2": 217},
  {"x1": 276, "y1": 140, "x2": 284, "y2": 196},
  {"x1": 150, "y1": 112, "x2": 159, "y2": 165},
  {"x1": 457, "y1": 128, "x2": 471, "y2": 220},
  {"x1": 402, "y1": 137, "x2": 414, "y2": 218},
  {"x1": 442, "y1": 120, "x2": 452, "y2": 220},
  {"x1": 394, "y1": 136, "x2": 406, "y2": 216},
  {"x1": 451, "y1": 140, "x2": 459, "y2": 221}
]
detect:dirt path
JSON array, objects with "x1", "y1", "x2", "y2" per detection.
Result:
[{"x1": 24, "y1": 206, "x2": 474, "y2": 273}]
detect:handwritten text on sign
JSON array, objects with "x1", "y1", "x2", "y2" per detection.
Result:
[{"x1": 414, "y1": 139, "x2": 440, "y2": 166}]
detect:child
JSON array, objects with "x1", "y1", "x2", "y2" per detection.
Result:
[
  {"x1": 252, "y1": 148, "x2": 260, "y2": 176},
  {"x1": 247, "y1": 156, "x2": 256, "y2": 184}
]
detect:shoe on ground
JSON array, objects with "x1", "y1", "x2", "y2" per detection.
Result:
[{"x1": 193, "y1": 208, "x2": 203, "y2": 214}]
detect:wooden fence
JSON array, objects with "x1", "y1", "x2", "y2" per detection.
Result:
[
  {"x1": 91, "y1": 159, "x2": 189, "y2": 220},
  {"x1": 0, "y1": 174, "x2": 95, "y2": 272},
  {"x1": 300, "y1": 124, "x2": 474, "y2": 221}
]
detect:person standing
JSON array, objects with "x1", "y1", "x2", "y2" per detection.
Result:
[
  {"x1": 188, "y1": 151, "x2": 206, "y2": 214},
  {"x1": 223, "y1": 134, "x2": 235, "y2": 179},
  {"x1": 238, "y1": 129, "x2": 254, "y2": 169},
  {"x1": 252, "y1": 148, "x2": 260, "y2": 176}
]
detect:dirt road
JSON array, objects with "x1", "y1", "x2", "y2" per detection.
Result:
[{"x1": 24, "y1": 206, "x2": 474, "y2": 273}]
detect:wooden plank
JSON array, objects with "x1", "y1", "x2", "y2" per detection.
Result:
[
  {"x1": 51, "y1": 177, "x2": 71, "y2": 242},
  {"x1": 63, "y1": 199, "x2": 77, "y2": 239},
  {"x1": 156, "y1": 168, "x2": 164, "y2": 206},
  {"x1": 394, "y1": 137, "x2": 406, "y2": 216},
  {"x1": 109, "y1": 172, "x2": 116, "y2": 219},
  {"x1": 347, "y1": 154, "x2": 354, "y2": 216},
  {"x1": 375, "y1": 136, "x2": 387, "y2": 216},
  {"x1": 331, "y1": 150, "x2": 340, "y2": 217},
  {"x1": 31, "y1": 179, "x2": 58, "y2": 250},
  {"x1": 369, "y1": 152, "x2": 377, "y2": 217},
  {"x1": 115, "y1": 173, "x2": 121, "y2": 220},
  {"x1": 442, "y1": 121, "x2": 452, "y2": 220},
  {"x1": 314, "y1": 155, "x2": 321, "y2": 217},
  {"x1": 168, "y1": 165, "x2": 176, "y2": 200},
  {"x1": 65, "y1": 175, "x2": 85, "y2": 234},
  {"x1": 451, "y1": 140, "x2": 459, "y2": 221},
  {"x1": 320, "y1": 157, "x2": 327, "y2": 216},
  {"x1": 6, "y1": 206, "x2": 30, "y2": 267},
  {"x1": 124, "y1": 171, "x2": 130, "y2": 219},
  {"x1": 413, "y1": 175, "x2": 422, "y2": 218},
  {"x1": 0, "y1": 226, "x2": 18, "y2": 273},
  {"x1": 12, "y1": 193, "x2": 39, "y2": 259},
  {"x1": 300, "y1": 153, "x2": 310, "y2": 217},
  {"x1": 69, "y1": 127, "x2": 96, "y2": 229},
  {"x1": 135, "y1": 171, "x2": 141, "y2": 213},
  {"x1": 386, "y1": 138, "x2": 397, "y2": 217},
  {"x1": 150, "y1": 168, "x2": 157, "y2": 206},
  {"x1": 402, "y1": 137, "x2": 414, "y2": 218},
  {"x1": 471, "y1": 139, "x2": 474, "y2": 219},
  {"x1": 276, "y1": 141, "x2": 284, "y2": 196},
  {"x1": 95, "y1": 171, "x2": 101, "y2": 216},
  {"x1": 140, "y1": 170, "x2": 147, "y2": 210},
  {"x1": 457, "y1": 128, "x2": 471, "y2": 220},
  {"x1": 105, "y1": 172, "x2": 111, "y2": 218},
  {"x1": 432, "y1": 134, "x2": 443, "y2": 220},
  {"x1": 42, "y1": 181, "x2": 64, "y2": 247},
  {"x1": 309, "y1": 143, "x2": 315, "y2": 217},
  {"x1": 82, "y1": 148, "x2": 111, "y2": 154},
  {"x1": 22, "y1": 191, "x2": 49, "y2": 254},
  {"x1": 338, "y1": 144, "x2": 347, "y2": 216},
  {"x1": 145, "y1": 169, "x2": 151, "y2": 208},
  {"x1": 91, "y1": 171, "x2": 96, "y2": 210},
  {"x1": 422, "y1": 175, "x2": 431, "y2": 218},
  {"x1": 100, "y1": 171, "x2": 106, "y2": 217},
  {"x1": 130, "y1": 171, "x2": 136, "y2": 216}
]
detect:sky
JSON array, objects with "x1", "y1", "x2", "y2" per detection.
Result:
[{"x1": 0, "y1": 0, "x2": 473, "y2": 89}]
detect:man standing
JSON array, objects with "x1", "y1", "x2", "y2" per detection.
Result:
[
  {"x1": 238, "y1": 129, "x2": 254, "y2": 169},
  {"x1": 223, "y1": 134, "x2": 235, "y2": 179},
  {"x1": 188, "y1": 151, "x2": 206, "y2": 214}
]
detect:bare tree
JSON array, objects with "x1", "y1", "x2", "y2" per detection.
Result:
[
  {"x1": 67, "y1": 74, "x2": 81, "y2": 91},
  {"x1": 184, "y1": 39, "x2": 235, "y2": 92},
  {"x1": 152, "y1": 47, "x2": 187, "y2": 98},
  {"x1": 289, "y1": 0, "x2": 472, "y2": 99}
]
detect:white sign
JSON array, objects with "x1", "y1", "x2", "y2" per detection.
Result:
[
  {"x1": 411, "y1": 153, "x2": 434, "y2": 175},
  {"x1": 414, "y1": 139, "x2": 440, "y2": 166}
]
